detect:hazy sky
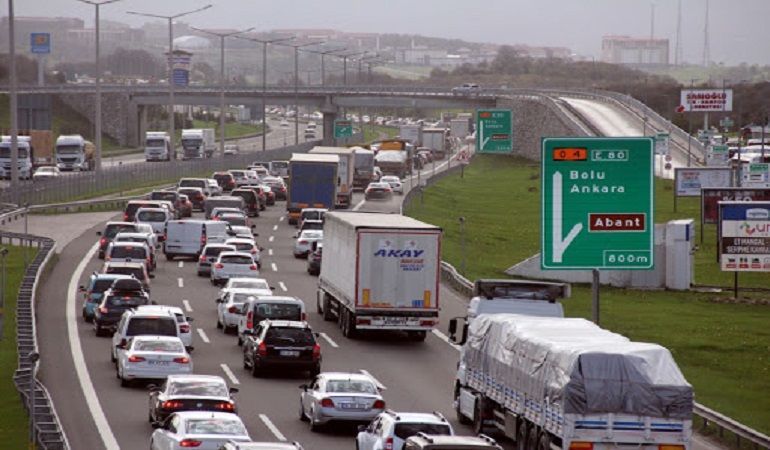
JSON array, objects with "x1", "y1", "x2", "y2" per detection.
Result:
[{"x1": 11, "y1": 0, "x2": 770, "y2": 65}]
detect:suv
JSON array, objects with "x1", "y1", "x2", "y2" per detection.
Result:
[
  {"x1": 237, "y1": 296, "x2": 306, "y2": 346},
  {"x1": 137, "y1": 305, "x2": 194, "y2": 350},
  {"x1": 177, "y1": 187, "x2": 206, "y2": 211},
  {"x1": 111, "y1": 307, "x2": 180, "y2": 363},
  {"x1": 296, "y1": 208, "x2": 326, "y2": 229},
  {"x1": 92, "y1": 278, "x2": 151, "y2": 336},
  {"x1": 197, "y1": 244, "x2": 237, "y2": 277},
  {"x1": 105, "y1": 241, "x2": 154, "y2": 272},
  {"x1": 97, "y1": 221, "x2": 139, "y2": 259},
  {"x1": 242, "y1": 320, "x2": 320, "y2": 377},
  {"x1": 178, "y1": 178, "x2": 212, "y2": 196},
  {"x1": 102, "y1": 261, "x2": 153, "y2": 292},
  {"x1": 356, "y1": 411, "x2": 454, "y2": 450},
  {"x1": 149, "y1": 191, "x2": 185, "y2": 215},
  {"x1": 403, "y1": 434, "x2": 502, "y2": 450},
  {"x1": 451, "y1": 83, "x2": 481, "y2": 95},
  {"x1": 79, "y1": 273, "x2": 132, "y2": 323}
]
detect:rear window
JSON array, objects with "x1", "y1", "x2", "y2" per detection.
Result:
[
  {"x1": 125, "y1": 203, "x2": 150, "y2": 217},
  {"x1": 214, "y1": 174, "x2": 233, "y2": 181},
  {"x1": 232, "y1": 191, "x2": 256, "y2": 203},
  {"x1": 126, "y1": 318, "x2": 177, "y2": 337},
  {"x1": 169, "y1": 381, "x2": 228, "y2": 397},
  {"x1": 254, "y1": 303, "x2": 302, "y2": 321},
  {"x1": 302, "y1": 222, "x2": 323, "y2": 231},
  {"x1": 232, "y1": 242, "x2": 252, "y2": 252},
  {"x1": 134, "y1": 340, "x2": 184, "y2": 352},
  {"x1": 229, "y1": 280, "x2": 270, "y2": 290},
  {"x1": 394, "y1": 423, "x2": 452, "y2": 441},
  {"x1": 138, "y1": 211, "x2": 167, "y2": 222},
  {"x1": 150, "y1": 192, "x2": 177, "y2": 202},
  {"x1": 186, "y1": 419, "x2": 246, "y2": 436},
  {"x1": 111, "y1": 246, "x2": 147, "y2": 259},
  {"x1": 105, "y1": 224, "x2": 135, "y2": 239},
  {"x1": 221, "y1": 216, "x2": 246, "y2": 226},
  {"x1": 221, "y1": 255, "x2": 252, "y2": 264},
  {"x1": 107, "y1": 295, "x2": 148, "y2": 307},
  {"x1": 205, "y1": 246, "x2": 232, "y2": 256},
  {"x1": 92, "y1": 279, "x2": 116, "y2": 293},
  {"x1": 106, "y1": 267, "x2": 145, "y2": 279},
  {"x1": 264, "y1": 327, "x2": 314, "y2": 345},
  {"x1": 179, "y1": 180, "x2": 205, "y2": 188}
]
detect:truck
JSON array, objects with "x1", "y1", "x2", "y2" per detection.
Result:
[
  {"x1": 422, "y1": 127, "x2": 448, "y2": 159},
  {"x1": 287, "y1": 153, "x2": 338, "y2": 225},
  {"x1": 144, "y1": 131, "x2": 173, "y2": 161},
  {"x1": 399, "y1": 124, "x2": 423, "y2": 146},
  {"x1": 351, "y1": 146, "x2": 375, "y2": 189},
  {"x1": 449, "y1": 314, "x2": 693, "y2": 450},
  {"x1": 450, "y1": 118, "x2": 471, "y2": 139},
  {"x1": 317, "y1": 212, "x2": 442, "y2": 341},
  {"x1": 460, "y1": 279, "x2": 570, "y2": 327},
  {"x1": 308, "y1": 146, "x2": 355, "y2": 208},
  {"x1": 181, "y1": 128, "x2": 215, "y2": 159},
  {"x1": 374, "y1": 139, "x2": 413, "y2": 178},
  {"x1": 55, "y1": 134, "x2": 95, "y2": 171},
  {"x1": 0, "y1": 136, "x2": 33, "y2": 179}
]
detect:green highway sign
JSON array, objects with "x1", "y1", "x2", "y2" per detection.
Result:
[
  {"x1": 334, "y1": 119, "x2": 353, "y2": 139},
  {"x1": 476, "y1": 109, "x2": 512, "y2": 153},
  {"x1": 541, "y1": 137, "x2": 655, "y2": 270}
]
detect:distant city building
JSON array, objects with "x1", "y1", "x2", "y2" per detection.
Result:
[
  {"x1": 601, "y1": 35, "x2": 669, "y2": 66},
  {"x1": 511, "y1": 44, "x2": 572, "y2": 59},
  {"x1": 0, "y1": 16, "x2": 84, "y2": 52}
]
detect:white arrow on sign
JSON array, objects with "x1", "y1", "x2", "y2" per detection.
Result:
[
  {"x1": 552, "y1": 171, "x2": 582, "y2": 263},
  {"x1": 479, "y1": 123, "x2": 490, "y2": 150}
]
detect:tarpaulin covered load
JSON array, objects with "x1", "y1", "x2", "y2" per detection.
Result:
[{"x1": 463, "y1": 314, "x2": 693, "y2": 419}]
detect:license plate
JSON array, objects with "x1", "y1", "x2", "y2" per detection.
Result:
[
  {"x1": 280, "y1": 350, "x2": 300, "y2": 357},
  {"x1": 382, "y1": 317, "x2": 407, "y2": 325},
  {"x1": 148, "y1": 360, "x2": 170, "y2": 366},
  {"x1": 340, "y1": 403, "x2": 365, "y2": 409}
]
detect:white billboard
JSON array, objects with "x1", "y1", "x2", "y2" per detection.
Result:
[{"x1": 679, "y1": 89, "x2": 733, "y2": 112}]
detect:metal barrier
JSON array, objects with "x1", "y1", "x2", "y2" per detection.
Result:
[{"x1": 3, "y1": 231, "x2": 69, "y2": 449}]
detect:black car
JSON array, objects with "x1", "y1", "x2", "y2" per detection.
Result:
[
  {"x1": 307, "y1": 243, "x2": 322, "y2": 276},
  {"x1": 97, "y1": 222, "x2": 139, "y2": 259},
  {"x1": 242, "y1": 320, "x2": 321, "y2": 377},
  {"x1": 148, "y1": 374, "x2": 238, "y2": 427},
  {"x1": 92, "y1": 278, "x2": 151, "y2": 336}
]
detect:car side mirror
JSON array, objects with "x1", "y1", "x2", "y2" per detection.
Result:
[
  {"x1": 358, "y1": 425, "x2": 367, "y2": 433},
  {"x1": 269, "y1": 286, "x2": 276, "y2": 291},
  {"x1": 448, "y1": 318, "x2": 457, "y2": 337},
  {"x1": 299, "y1": 384, "x2": 308, "y2": 391},
  {"x1": 78, "y1": 285, "x2": 86, "y2": 292},
  {"x1": 149, "y1": 274, "x2": 155, "y2": 279},
  {"x1": 215, "y1": 298, "x2": 223, "y2": 303},
  {"x1": 251, "y1": 224, "x2": 256, "y2": 229},
  {"x1": 293, "y1": 233, "x2": 299, "y2": 238},
  {"x1": 253, "y1": 233, "x2": 259, "y2": 237},
  {"x1": 96, "y1": 231, "x2": 102, "y2": 236},
  {"x1": 229, "y1": 387, "x2": 239, "y2": 394},
  {"x1": 147, "y1": 384, "x2": 159, "y2": 392}
]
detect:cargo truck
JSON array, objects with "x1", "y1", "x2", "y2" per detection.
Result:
[
  {"x1": 317, "y1": 212, "x2": 442, "y2": 341},
  {"x1": 422, "y1": 127, "x2": 448, "y2": 159},
  {"x1": 287, "y1": 153, "x2": 338, "y2": 225},
  {"x1": 399, "y1": 124, "x2": 423, "y2": 146},
  {"x1": 450, "y1": 118, "x2": 471, "y2": 139},
  {"x1": 449, "y1": 314, "x2": 693, "y2": 450},
  {"x1": 144, "y1": 131, "x2": 173, "y2": 161},
  {"x1": 352, "y1": 146, "x2": 375, "y2": 189},
  {"x1": 308, "y1": 146, "x2": 355, "y2": 208},
  {"x1": 181, "y1": 128, "x2": 215, "y2": 159},
  {"x1": 374, "y1": 139, "x2": 413, "y2": 178},
  {"x1": 55, "y1": 134, "x2": 95, "y2": 171}
]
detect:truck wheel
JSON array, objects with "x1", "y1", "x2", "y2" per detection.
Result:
[
  {"x1": 537, "y1": 432, "x2": 551, "y2": 450},
  {"x1": 342, "y1": 310, "x2": 358, "y2": 339},
  {"x1": 454, "y1": 389, "x2": 471, "y2": 425},
  {"x1": 472, "y1": 397, "x2": 486, "y2": 435},
  {"x1": 527, "y1": 426, "x2": 539, "y2": 450},
  {"x1": 316, "y1": 293, "x2": 323, "y2": 315},
  {"x1": 515, "y1": 421, "x2": 530, "y2": 450},
  {"x1": 322, "y1": 295, "x2": 334, "y2": 322}
]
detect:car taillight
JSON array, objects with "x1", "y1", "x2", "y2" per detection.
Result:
[
  {"x1": 249, "y1": 264, "x2": 258, "y2": 271},
  {"x1": 99, "y1": 306, "x2": 108, "y2": 314},
  {"x1": 228, "y1": 305, "x2": 239, "y2": 313},
  {"x1": 384, "y1": 437, "x2": 394, "y2": 450},
  {"x1": 105, "y1": 256, "x2": 111, "y2": 261},
  {"x1": 250, "y1": 248, "x2": 257, "y2": 254},
  {"x1": 312, "y1": 343, "x2": 321, "y2": 359},
  {"x1": 299, "y1": 240, "x2": 308, "y2": 245},
  {"x1": 179, "y1": 324, "x2": 190, "y2": 333},
  {"x1": 173, "y1": 356, "x2": 190, "y2": 364},
  {"x1": 301, "y1": 312, "x2": 306, "y2": 321},
  {"x1": 246, "y1": 311, "x2": 253, "y2": 329},
  {"x1": 128, "y1": 355, "x2": 145, "y2": 363},
  {"x1": 372, "y1": 399, "x2": 386, "y2": 409},
  {"x1": 179, "y1": 439, "x2": 202, "y2": 448},
  {"x1": 215, "y1": 402, "x2": 234, "y2": 411},
  {"x1": 320, "y1": 398, "x2": 334, "y2": 408},
  {"x1": 161, "y1": 400, "x2": 183, "y2": 410},
  {"x1": 199, "y1": 255, "x2": 206, "y2": 262},
  {"x1": 99, "y1": 237, "x2": 107, "y2": 246},
  {"x1": 123, "y1": 212, "x2": 129, "y2": 221},
  {"x1": 257, "y1": 341, "x2": 267, "y2": 357},
  {"x1": 214, "y1": 263, "x2": 224, "y2": 269},
  {"x1": 201, "y1": 234, "x2": 207, "y2": 245}
]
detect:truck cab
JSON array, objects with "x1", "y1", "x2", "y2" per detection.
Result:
[
  {"x1": 144, "y1": 131, "x2": 173, "y2": 161},
  {"x1": 181, "y1": 129, "x2": 205, "y2": 160},
  {"x1": 55, "y1": 134, "x2": 94, "y2": 171},
  {"x1": 0, "y1": 136, "x2": 33, "y2": 179}
]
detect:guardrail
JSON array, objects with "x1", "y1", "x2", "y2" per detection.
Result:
[{"x1": 3, "y1": 231, "x2": 69, "y2": 449}]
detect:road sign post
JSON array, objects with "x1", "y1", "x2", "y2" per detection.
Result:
[{"x1": 476, "y1": 109, "x2": 512, "y2": 153}]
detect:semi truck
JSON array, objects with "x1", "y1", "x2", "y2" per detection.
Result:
[
  {"x1": 287, "y1": 153, "x2": 338, "y2": 225},
  {"x1": 352, "y1": 146, "x2": 375, "y2": 189},
  {"x1": 399, "y1": 124, "x2": 423, "y2": 147},
  {"x1": 181, "y1": 128, "x2": 215, "y2": 159},
  {"x1": 449, "y1": 314, "x2": 693, "y2": 450},
  {"x1": 308, "y1": 146, "x2": 355, "y2": 208},
  {"x1": 144, "y1": 131, "x2": 173, "y2": 161},
  {"x1": 0, "y1": 136, "x2": 33, "y2": 179},
  {"x1": 55, "y1": 134, "x2": 95, "y2": 171},
  {"x1": 422, "y1": 127, "x2": 448, "y2": 159},
  {"x1": 374, "y1": 139, "x2": 413, "y2": 178},
  {"x1": 450, "y1": 118, "x2": 471, "y2": 139},
  {"x1": 317, "y1": 212, "x2": 442, "y2": 341}
]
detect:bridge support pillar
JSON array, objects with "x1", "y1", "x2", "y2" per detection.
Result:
[
  {"x1": 322, "y1": 110, "x2": 337, "y2": 146},
  {"x1": 136, "y1": 104, "x2": 148, "y2": 149}
]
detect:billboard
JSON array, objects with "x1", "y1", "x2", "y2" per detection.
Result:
[
  {"x1": 701, "y1": 188, "x2": 770, "y2": 224},
  {"x1": 719, "y1": 201, "x2": 770, "y2": 272},
  {"x1": 674, "y1": 167, "x2": 732, "y2": 197},
  {"x1": 680, "y1": 88, "x2": 733, "y2": 112}
]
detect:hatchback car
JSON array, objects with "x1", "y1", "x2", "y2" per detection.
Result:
[
  {"x1": 218, "y1": 212, "x2": 249, "y2": 228},
  {"x1": 356, "y1": 411, "x2": 454, "y2": 450},
  {"x1": 138, "y1": 305, "x2": 195, "y2": 350},
  {"x1": 92, "y1": 278, "x2": 151, "y2": 336},
  {"x1": 216, "y1": 288, "x2": 270, "y2": 334},
  {"x1": 211, "y1": 252, "x2": 260, "y2": 285},
  {"x1": 197, "y1": 244, "x2": 237, "y2": 277},
  {"x1": 32, "y1": 166, "x2": 60, "y2": 181},
  {"x1": 293, "y1": 230, "x2": 323, "y2": 258},
  {"x1": 299, "y1": 372, "x2": 385, "y2": 431},
  {"x1": 102, "y1": 261, "x2": 153, "y2": 292},
  {"x1": 213, "y1": 171, "x2": 237, "y2": 191},
  {"x1": 106, "y1": 241, "x2": 154, "y2": 272},
  {"x1": 112, "y1": 307, "x2": 180, "y2": 363},
  {"x1": 79, "y1": 273, "x2": 132, "y2": 323},
  {"x1": 262, "y1": 177, "x2": 287, "y2": 200},
  {"x1": 380, "y1": 176, "x2": 404, "y2": 194},
  {"x1": 242, "y1": 320, "x2": 321, "y2": 377},
  {"x1": 151, "y1": 411, "x2": 251, "y2": 450},
  {"x1": 113, "y1": 232, "x2": 157, "y2": 267},
  {"x1": 176, "y1": 194, "x2": 193, "y2": 218},
  {"x1": 136, "y1": 208, "x2": 172, "y2": 236},
  {"x1": 117, "y1": 336, "x2": 191, "y2": 387},
  {"x1": 148, "y1": 374, "x2": 239, "y2": 427},
  {"x1": 225, "y1": 238, "x2": 261, "y2": 268},
  {"x1": 365, "y1": 182, "x2": 393, "y2": 201},
  {"x1": 223, "y1": 144, "x2": 239, "y2": 157},
  {"x1": 403, "y1": 434, "x2": 502, "y2": 450}
]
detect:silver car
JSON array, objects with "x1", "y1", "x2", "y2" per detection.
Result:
[
  {"x1": 379, "y1": 176, "x2": 403, "y2": 194},
  {"x1": 211, "y1": 251, "x2": 259, "y2": 286},
  {"x1": 293, "y1": 230, "x2": 323, "y2": 258},
  {"x1": 197, "y1": 244, "x2": 236, "y2": 277},
  {"x1": 299, "y1": 372, "x2": 385, "y2": 430},
  {"x1": 116, "y1": 336, "x2": 192, "y2": 387}
]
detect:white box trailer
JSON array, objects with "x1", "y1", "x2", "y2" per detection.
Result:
[{"x1": 317, "y1": 212, "x2": 442, "y2": 340}]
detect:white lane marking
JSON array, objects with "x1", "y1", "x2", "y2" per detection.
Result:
[
  {"x1": 196, "y1": 328, "x2": 210, "y2": 344},
  {"x1": 268, "y1": 248, "x2": 273, "y2": 256},
  {"x1": 271, "y1": 262, "x2": 278, "y2": 272},
  {"x1": 352, "y1": 199, "x2": 365, "y2": 211},
  {"x1": 272, "y1": 224, "x2": 278, "y2": 231},
  {"x1": 268, "y1": 236, "x2": 274, "y2": 242},
  {"x1": 278, "y1": 281, "x2": 287, "y2": 292},
  {"x1": 67, "y1": 242, "x2": 121, "y2": 449},
  {"x1": 319, "y1": 332, "x2": 339, "y2": 348},
  {"x1": 360, "y1": 369, "x2": 386, "y2": 390},
  {"x1": 279, "y1": 216, "x2": 285, "y2": 222},
  {"x1": 182, "y1": 299, "x2": 193, "y2": 313},
  {"x1": 220, "y1": 363, "x2": 240, "y2": 385},
  {"x1": 177, "y1": 277, "x2": 184, "y2": 288},
  {"x1": 178, "y1": 261, "x2": 184, "y2": 268},
  {"x1": 432, "y1": 329, "x2": 461, "y2": 352},
  {"x1": 259, "y1": 414, "x2": 287, "y2": 441}
]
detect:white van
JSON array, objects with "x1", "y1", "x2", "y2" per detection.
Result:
[
  {"x1": 164, "y1": 220, "x2": 231, "y2": 260},
  {"x1": 236, "y1": 296, "x2": 306, "y2": 346},
  {"x1": 135, "y1": 207, "x2": 172, "y2": 236}
]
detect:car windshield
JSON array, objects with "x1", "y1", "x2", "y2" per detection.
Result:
[
  {"x1": 300, "y1": 231, "x2": 323, "y2": 239},
  {"x1": 110, "y1": 246, "x2": 146, "y2": 259},
  {"x1": 126, "y1": 318, "x2": 177, "y2": 336},
  {"x1": 137, "y1": 211, "x2": 167, "y2": 222},
  {"x1": 107, "y1": 295, "x2": 147, "y2": 307},
  {"x1": 254, "y1": 303, "x2": 302, "y2": 321},
  {"x1": 134, "y1": 340, "x2": 183, "y2": 352},
  {"x1": 326, "y1": 379, "x2": 378, "y2": 394},
  {"x1": 186, "y1": 419, "x2": 246, "y2": 436},
  {"x1": 394, "y1": 423, "x2": 452, "y2": 440},
  {"x1": 264, "y1": 327, "x2": 314, "y2": 345},
  {"x1": 169, "y1": 381, "x2": 228, "y2": 397},
  {"x1": 221, "y1": 255, "x2": 252, "y2": 265},
  {"x1": 228, "y1": 280, "x2": 269, "y2": 290}
]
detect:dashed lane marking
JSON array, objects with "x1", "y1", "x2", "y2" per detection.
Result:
[
  {"x1": 220, "y1": 363, "x2": 240, "y2": 385},
  {"x1": 178, "y1": 261, "x2": 184, "y2": 268},
  {"x1": 273, "y1": 225, "x2": 278, "y2": 231},
  {"x1": 271, "y1": 263, "x2": 278, "y2": 272},
  {"x1": 319, "y1": 332, "x2": 339, "y2": 348},
  {"x1": 177, "y1": 277, "x2": 184, "y2": 288},
  {"x1": 268, "y1": 249, "x2": 273, "y2": 256},
  {"x1": 197, "y1": 328, "x2": 210, "y2": 343},
  {"x1": 269, "y1": 236, "x2": 274, "y2": 242},
  {"x1": 259, "y1": 414, "x2": 287, "y2": 441},
  {"x1": 279, "y1": 281, "x2": 287, "y2": 292},
  {"x1": 352, "y1": 199, "x2": 365, "y2": 211},
  {"x1": 182, "y1": 299, "x2": 193, "y2": 312},
  {"x1": 279, "y1": 216, "x2": 285, "y2": 222}
]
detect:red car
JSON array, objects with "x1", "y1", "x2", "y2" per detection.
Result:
[{"x1": 213, "y1": 172, "x2": 237, "y2": 192}]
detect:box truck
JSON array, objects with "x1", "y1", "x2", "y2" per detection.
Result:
[
  {"x1": 351, "y1": 147, "x2": 375, "y2": 189},
  {"x1": 308, "y1": 146, "x2": 355, "y2": 208},
  {"x1": 422, "y1": 127, "x2": 448, "y2": 159},
  {"x1": 399, "y1": 124, "x2": 423, "y2": 146},
  {"x1": 287, "y1": 153, "x2": 338, "y2": 225}
]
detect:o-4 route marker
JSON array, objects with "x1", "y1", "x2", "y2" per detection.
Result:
[{"x1": 541, "y1": 137, "x2": 654, "y2": 270}]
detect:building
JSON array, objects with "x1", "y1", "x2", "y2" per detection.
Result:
[
  {"x1": 0, "y1": 16, "x2": 84, "y2": 53},
  {"x1": 601, "y1": 35, "x2": 669, "y2": 66}
]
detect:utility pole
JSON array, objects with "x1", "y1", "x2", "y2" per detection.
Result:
[
  {"x1": 702, "y1": 0, "x2": 711, "y2": 67},
  {"x1": 277, "y1": 41, "x2": 324, "y2": 146},
  {"x1": 8, "y1": 0, "x2": 19, "y2": 191},
  {"x1": 674, "y1": 0, "x2": 683, "y2": 66}
]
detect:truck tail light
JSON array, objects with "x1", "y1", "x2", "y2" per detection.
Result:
[
  {"x1": 246, "y1": 311, "x2": 253, "y2": 329},
  {"x1": 569, "y1": 443, "x2": 593, "y2": 450},
  {"x1": 419, "y1": 319, "x2": 435, "y2": 327},
  {"x1": 356, "y1": 318, "x2": 371, "y2": 326}
]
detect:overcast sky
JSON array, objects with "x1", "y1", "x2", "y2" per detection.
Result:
[{"x1": 11, "y1": 0, "x2": 769, "y2": 65}]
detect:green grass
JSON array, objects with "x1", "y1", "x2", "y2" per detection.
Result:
[
  {"x1": 0, "y1": 246, "x2": 36, "y2": 447},
  {"x1": 190, "y1": 120, "x2": 265, "y2": 140},
  {"x1": 363, "y1": 125, "x2": 399, "y2": 144},
  {"x1": 405, "y1": 154, "x2": 770, "y2": 433}
]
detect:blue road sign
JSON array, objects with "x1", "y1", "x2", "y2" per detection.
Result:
[
  {"x1": 172, "y1": 69, "x2": 189, "y2": 87},
  {"x1": 30, "y1": 33, "x2": 51, "y2": 54}
]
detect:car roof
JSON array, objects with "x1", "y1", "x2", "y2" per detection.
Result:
[
  {"x1": 131, "y1": 335, "x2": 183, "y2": 343},
  {"x1": 382, "y1": 411, "x2": 448, "y2": 424},
  {"x1": 138, "y1": 305, "x2": 184, "y2": 315},
  {"x1": 91, "y1": 273, "x2": 131, "y2": 281},
  {"x1": 109, "y1": 241, "x2": 148, "y2": 247},
  {"x1": 167, "y1": 374, "x2": 227, "y2": 384},
  {"x1": 407, "y1": 434, "x2": 498, "y2": 447},
  {"x1": 104, "y1": 261, "x2": 146, "y2": 268},
  {"x1": 219, "y1": 251, "x2": 254, "y2": 258},
  {"x1": 115, "y1": 232, "x2": 151, "y2": 238},
  {"x1": 245, "y1": 295, "x2": 300, "y2": 304},
  {"x1": 126, "y1": 308, "x2": 175, "y2": 318},
  {"x1": 171, "y1": 411, "x2": 243, "y2": 421},
  {"x1": 299, "y1": 230, "x2": 323, "y2": 236},
  {"x1": 262, "y1": 320, "x2": 309, "y2": 328},
  {"x1": 228, "y1": 443, "x2": 301, "y2": 450},
  {"x1": 136, "y1": 207, "x2": 168, "y2": 213},
  {"x1": 227, "y1": 287, "x2": 273, "y2": 295},
  {"x1": 226, "y1": 238, "x2": 255, "y2": 244},
  {"x1": 105, "y1": 221, "x2": 135, "y2": 227},
  {"x1": 318, "y1": 372, "x2": 376, "y2": 383}
]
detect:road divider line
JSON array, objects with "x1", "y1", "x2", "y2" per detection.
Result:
[
  {"x1": 279, "y1": 281, "x2": 287, "y2": 292},
  {"x1": 273, "y1": 224, "x2": 278, "y2": 231},
  {"x1": 271, "y1": 263, "x2": 278, "y2": 272},
  {"x1": 268, "y1": 249, "x2": 273, "y2": 256},
  {"x1": 182, "y1": 299, "x2": 193, "y2": 313},
  {"x1": 258, "y1": 414, "x2": 287, "y2": 441},
  {"x1": 319, "y1": 332, "x2": 339, "y2": 348},
  {"x1": 431, "y1": 329, "x2": 461, "y2": 351},
  {"x1": 67, "y1": 242, "x2": 121, "y2": 449},
  {"x1": 178, "y1": 261, "x2": 184, "y2": 268},
  {"x1": 279, "y1": 216, "x2": 284, "y2": 222},
  {"x1": 352, "y1": 199, "x2": 365, "y2": 211},
  {"x1": 360, "y1": 369, "x2": 386, "y2": 390},
  {"x1": 220, "y1": 363, "x2": 240, "y2": 385},
  {"x1": 269, "y1": 236, "x2": 274, "y2": 242},
  {"x1": 196, "y1": 328, "x2": 210, "y2": 344},
  {"x1": 177, "y1": 277, "x2": 184, "y2": 288}
]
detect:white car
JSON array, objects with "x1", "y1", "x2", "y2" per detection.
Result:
[
  {"x1": 379, "y1": 176, "x2": 403, "y2": 194},
  {"x1": 113, "y1": 232, "x2": 157, "y2": 268},
  {"x1": 280, "y1": 120, "x2": 290, "y2": 128},
  {"x1": 197, "y1": 244, "x2": 236, "y2": 277},
  {"x1": 223, "y1": 144, "x2": 239, "y2": 156},
  {"x1": 299, "y1": 372, "x2": 386, "y2": 431},
  {"x1": 32, "y1": 166, "x2": 60, "y2": 181},
  {"x1": 216, "y1": 288, "x2": 269, "y2": 333},
  {"x1": 357, "y1": 411, "x2": 454, "y2": 450},
  {"x1": 293, "y1": 230, "x2": 323, "y2": 258},
  {"x1": 228, "y1": 225, "x2": 254, "y2": 240},
  {"x1": 225, "y1": 238, "x2": 261, "y2": 268},
  {"x1": 138, "y1": 305, "x2": 195, "y2": 350},
  {"x1": 150, "y1": 411, "x2": 251, "y2": 449},
  {"x1": 136, "y1": 207, "x2": 172, "y2": 236},
  {"x1": 211, "y1": 252, "x2": 259, "y2": 286},
  {"x1": 220, "y1": 277, "x2": 272, "y2": 294},
  {"x1": 135, "y1": 222, "x2": 160, "y2": 250},
  {"x1": 116, "y1": 336, "x2": 192, "y2": 387}
]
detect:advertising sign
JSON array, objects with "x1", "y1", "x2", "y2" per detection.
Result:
[
  {"x1": 30, "y1": 33, "x2": 50, "y2": 54},
  {"x1": 541, "y1": 137, "x2": 654, "y2": 270},
  {"x1": 680, "y1": 88, "x2": 733, "y2": 112},
  {"x1": 674, "y1": 167, "x2": 732, "y2": 197},
  {"x1": 742, "y1": 163, "x2": 770, "y2": 188},
  {"x1": 701, "y1": 188, "x2": 770, "y2": 224},
  {"x1": 719, "y1": 201, "x2": 770, "y2": 272}
]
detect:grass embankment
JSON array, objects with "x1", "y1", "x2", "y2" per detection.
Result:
[
  {"x1": 404, "y1": 154, "x2": 770, "y2": 434},
  {"x1": 189, "y1": 120, "x2": 265, "y2": 140},
  {"x1": 0, "y1": 246, "x2": 36, "y2": 447},
  {"x1": 363, "y1": 125, "x2": 399, "y2": 143}
]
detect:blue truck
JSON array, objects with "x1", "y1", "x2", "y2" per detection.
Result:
[{"x1": 287, "y1": 153, "x2": 339, "y2": 225}]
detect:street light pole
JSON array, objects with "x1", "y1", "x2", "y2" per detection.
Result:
[
  {"x1": 126, "y1": 5, "x2": 212, "y2": 159},
  {"x1": 278, "y1": 41, "x2": 324, "y2": 145},
  {"x1": 302, "y1": 47, "x2": 346, "y2": 88},
  {"x1": 8, "y1": 0, "x2": 18, "y2": 191},
  {"x1": 338, "y1": 51, "x2": 367, "y2": 86}
]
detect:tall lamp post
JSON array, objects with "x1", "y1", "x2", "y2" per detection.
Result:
[
  {"x1": 337, "y1": 51, "x2": 367, "y2": 86},
  {"x1": 127, "y1": 5, "x2": 212, "y2": 157},
  {"x1": 190, "y1": 26, "x2": 254, "y2": 155},
  {"x1": 8, "y1": 0, "x2": 18, "y2": 191},
  {"x1": 357, "y1": 53, "x2": 378, "y2": 83},
  {"x1": 0, "y1": 247, "x2": 7, "y2": 339},
  {"x1": 301, "y1": 47, "x2": 346, "y2": 87},
  {"x1": 76, "y1": 0, "x2": 122, "y2": 172},
  {"x1": 277, "y1": 41, "x2": 324, "y2": 145}
]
